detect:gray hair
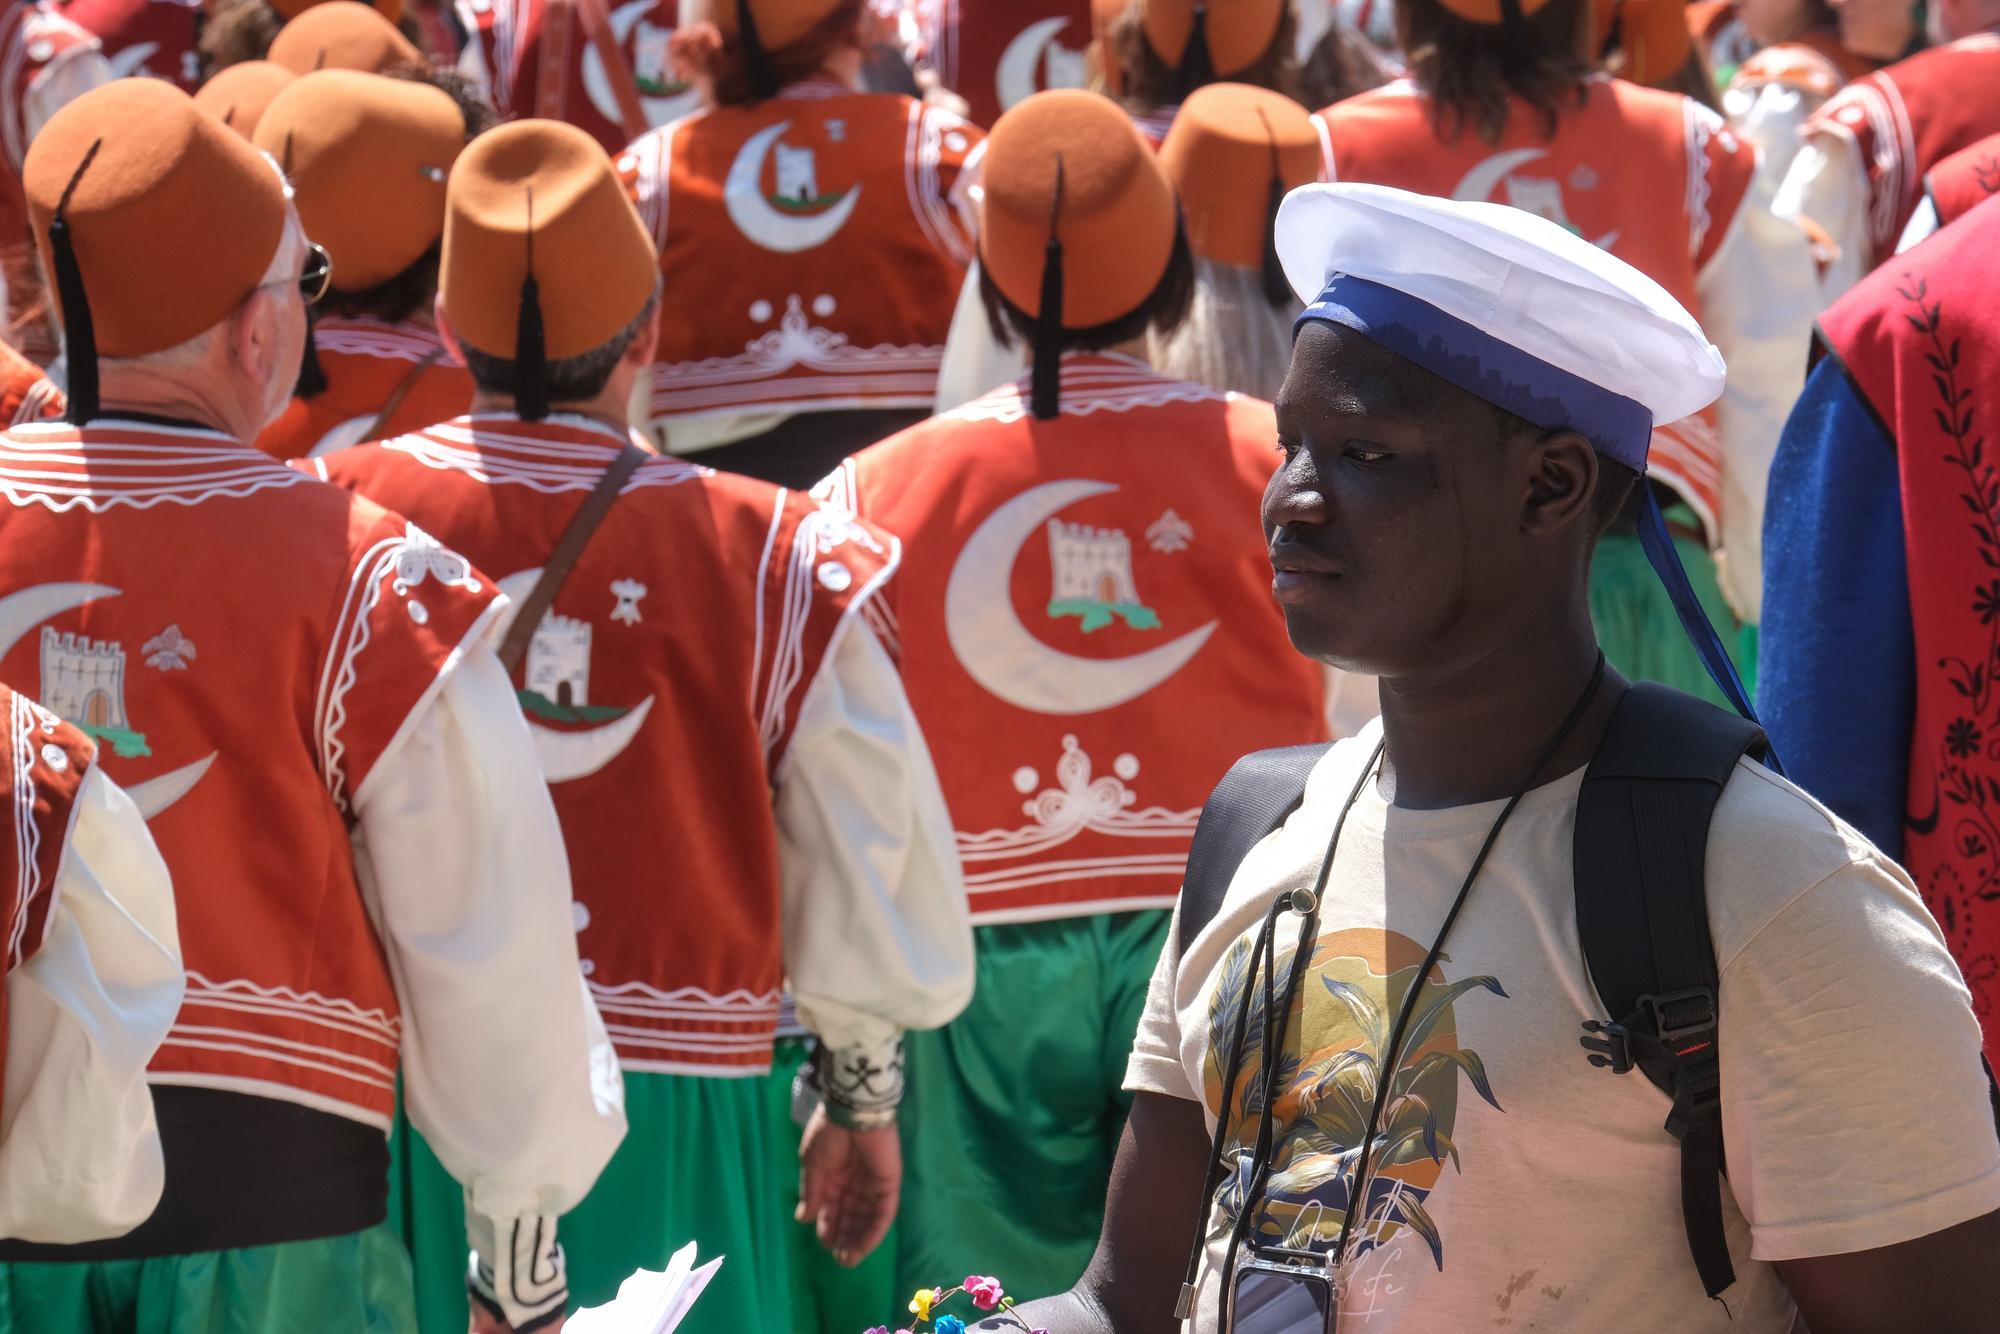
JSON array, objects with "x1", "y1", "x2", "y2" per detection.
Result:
[{"x1": 1145, "y1": 257, "x2": 1301, "y2": 402}]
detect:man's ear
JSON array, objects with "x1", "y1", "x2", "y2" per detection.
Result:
[
  {"x1": 232, "y1": 288, "x2": 282, "y2": 389},
  {"x1": 623, "y1": 304, "x2": 659, "y2": 370},
  {"x1": 1520, "y1": 428, "x2": 1599, "y2": 537}
]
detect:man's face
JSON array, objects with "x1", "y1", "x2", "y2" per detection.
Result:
[{"x1": 1264, "y1": 321, "x2": 1536, "y2": 676}]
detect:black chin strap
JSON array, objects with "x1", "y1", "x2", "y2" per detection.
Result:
[
  {"x1": 515, "y1": 186, "x2": 549, "y2": 422},
  {"x1": 1030, "y1": 156, "x2": 1065, "y2": 422},
  {"x1": 737, "y1": 0, "x2": 779, "y2": 100},
  {"x1": 49, "y1": 137, "x2": 103, "y2": 426}
]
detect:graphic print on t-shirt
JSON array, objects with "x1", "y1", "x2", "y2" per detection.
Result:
[{"x1": 1202, "y1": 927, "x2": 1507, "y2": 1274}]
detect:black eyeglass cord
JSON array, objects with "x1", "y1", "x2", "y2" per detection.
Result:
[
  {"x1": 1326, "y1": 653, "x2": 1610, "y2": 1300},
  {"x1": 1181, "y1": 651, "x2": 1610, "y2": 1328}
]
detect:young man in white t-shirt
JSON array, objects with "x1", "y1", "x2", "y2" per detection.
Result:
[{"x1": 978, "y1": 184, "x2": 2000, "y2": 1333}]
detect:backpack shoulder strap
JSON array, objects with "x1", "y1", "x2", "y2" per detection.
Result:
[
  {"x1": 1575, "y1": 681, "x2": 1766, "y2": 1302},
  {"x1": 1177, "y1": 743, "x2": 1332, "y2": 957}
]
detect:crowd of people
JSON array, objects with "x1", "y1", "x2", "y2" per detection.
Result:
[{"x1": 0, "y1": 0, "x2": 1998, "y2": 1330}]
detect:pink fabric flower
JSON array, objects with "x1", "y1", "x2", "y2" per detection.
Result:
[{"x1": 963, "y1": 1276, "x2": 1005, "y2": 1310}]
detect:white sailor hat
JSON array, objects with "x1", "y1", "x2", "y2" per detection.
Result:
[{"x1": 1273, "y1": 182, "x2": 1726, "y2": 475}]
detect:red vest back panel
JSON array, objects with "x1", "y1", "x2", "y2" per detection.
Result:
[
  {"x1": 259, "y1": 319, "x2": 474, "y2": 462},
  {"x1": 910, "y1": 0, "x2": 1094, "y2": 129},
  {"x1": 0, "y1": 424, "x2": 497, "y2": 1124},
  {"x1": 1819, "y1": 193, "x2": 2000, "y2": 1057},
  {"x1": 1927, "y1": 131, "x2": 2000, "y2": 232},
  {"x1": 50, "y1": 0, "x2": 199, "y2": 88},
  {"x1": 619, "y1": 82, "x2": 980, "y2": 429},
  {"x1": 318, "y1": 415, "x2": 896, "y2": 1073},
  {"x1": 831, "y1": 355, "x2": 1327, "y2": 924}
]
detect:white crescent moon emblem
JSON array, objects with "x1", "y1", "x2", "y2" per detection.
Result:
[
  {"x1": 945, "y1": 480, "x2": 1217, "y2": 716},
  {"x1": 995, "y1": 16, "x2": 1069, "y2": 111},
  {"x1": 0, "y1": 582, "x2": 120, "y2": 661},
  {"x1": 497, "y1": 570, "x2": 653, "y2": 783},
  {"x1": 724, "y1": 120, "x2": 863, "y2": 254},
  {"x1": 107, "y1": 41, "x2": 159, "y2": 80},
  {"x1": 582, "y1": 2, "x2": 700, "y2": 130},
  {"x1": 127, "y1": 752, "x2": 217, "y2": 820},
  {"x1": 1450, "y1": 146, "x2": 1548, "y2": 203}
]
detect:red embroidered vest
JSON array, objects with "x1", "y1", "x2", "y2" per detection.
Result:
[
  {"x1": 1315, "y1": 76, "x2": 1753, "y2": 539},
  {"x1": 0, "y1": 3, "x2": 100, "y2": 364},
  {"x1": 828, "y1": 355, "x2": 1327, "y2": 924},
  {"x1": 1926, "y1": 131, "x2": 2000, "y2": 232},
  {"x1": 48, "y1": 0, "x2": 199, "y2": 89},
  {"x1": 0, "y1": 421, "x2": 498, "y2": 1125},
  {"x1": 1806, "y1": 34, "x2": 2000, "y2": 270},
  {"x1": 258, "y1": 318, "x2": 475, "y2": 462},
  {"x1": 0, "y1": 683, "x2": 90, "y2": 1110},
  {"x1": 456, "y1": 0, "x2": 699, "y2": 154},
  {"x1": 315, "y1": 414, "x2": 897, "y2": 1074},
  {"x1": 618, "y1": 82, "x2": 981, "y2": 433},
  {"x1": 1818, "y1": 193, "x2": 2000, "y2": 1053},
  {"x1": 909, "y1": 0, "x2": 1094, "y2": 129}
]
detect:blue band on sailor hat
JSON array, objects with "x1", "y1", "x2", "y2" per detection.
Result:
[{"x1": 1295, "y1": 272, "x2": 1654, "y2": 473}]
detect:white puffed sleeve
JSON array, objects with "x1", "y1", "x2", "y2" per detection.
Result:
[
  {"x1": 1896, "y1": 195, "x2": 1942, "y2": 253},
  {"x1": 1774, "y1": 132, "x2": 1873, "y2": 301},
  {"x1": 1699, "y1": 160, "x2": 1822, "y2": 624},
  {"x1": 349, "y1": 642, "x2": 625, "y2": 1327},
  {"x1": 775, "y1": 621, "x2": 973, "y2": 1074},
  {"x1": 0, "y1": 764, "x2": 181, "y2": 1243},
  {"x1": 1723, "y1": 80, "x2": 1822, "y2": 185},
  {"x1": 22, "y1": 42, "x2": 112, "y2": 148}
]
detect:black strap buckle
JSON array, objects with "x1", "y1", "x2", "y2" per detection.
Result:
[
  {"x1": 1579, "y1": 1018, "x2": 1636, "y2": 1074},
  {"x1": 1642, "y1": 987, "x2": 1718, "y2": 1059}
]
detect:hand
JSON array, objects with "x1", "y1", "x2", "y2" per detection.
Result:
[{"x1": 796, "y1": 1104, "x2": 901, "y2": 1267}]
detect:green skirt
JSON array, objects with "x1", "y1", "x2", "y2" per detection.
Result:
[
  {"x1": 391, "y1": 1069, "x2": 791, "y2": 1334},
  {"x1": 1589, "y1": 517, "x2": 1756, "y2": 707},
  {"x1": 896, "y1": 910, "x2": 1169, "y2": 1307},
  {"x1": 0, "y1": 1222, "x2": 415, "y2": 1334}
]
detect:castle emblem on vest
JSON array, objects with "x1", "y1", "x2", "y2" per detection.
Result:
[
  {"x1": 726, "y1": 121, "x2": 863, "y2": 253},
  {"x1": 1451, "y1": 148, "x2": 1620, "y2": 250},
  {"x1": 1046, "y1": 519, "x2": 1162, "y2": 633},
  {"x1": 499, "y1": 569, "x2": 658, "y2": 784},
  {"x1": 40, "y1": 628, "x2": 148, "y2": 757}
]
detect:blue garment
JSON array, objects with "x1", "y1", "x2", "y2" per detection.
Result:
[{"x1": 1758, "y1": 356, "x2": 1914, "y2": 858}]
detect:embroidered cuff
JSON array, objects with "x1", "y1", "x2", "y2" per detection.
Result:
[
  {"x1": 467, "y1": 1211, "x2": 568, "y2": 1332},
  {"x1": 817, "y1": 1037, "x2": 904, "y2": 1129}
]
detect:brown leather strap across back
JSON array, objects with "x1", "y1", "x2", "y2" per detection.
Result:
[{"x1": 497, "y1": 442, "x2": 648, "y2": 674}]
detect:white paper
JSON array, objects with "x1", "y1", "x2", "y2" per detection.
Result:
[{"x1": 566, "y1": 1245, "x2": 723, "y2": 1334}]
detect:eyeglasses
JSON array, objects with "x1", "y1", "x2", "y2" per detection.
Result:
[{"x1": 256, "y1": 242, "x2": 332, "y2": 306}]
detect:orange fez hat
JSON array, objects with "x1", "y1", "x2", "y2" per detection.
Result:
[
  {"x1": 700, "y1": 0, "x2": 847, "y2": 98},
  {"x1": 24, "y1": 78, "x2": 287, "y2": 424},
  {"x1": 193, "y1": 60, "x2": 296, "y2": 139},
  {"x1": 1596, "y1": 0, "x2": 1693, "y2": 83},
  {"x1": 440, "y1": 118, "x2": 658, "y2": 419},
  {"x1": 1140, "y1": 0, "x2": 1286, "y2": 93},
  {"x1": 980, "y1": 89, "x2": 1177, "y2": 419},
  {"x1": 269, "y1": 0, "x2": 404, "y2": 23},
  {"x1": 268, "y1": 1, "x2": 423, "y2": 75},
  {"x1": 254, "y1": 71, "x2": 463, "y2": 291},
  {"x1": 1159, "y1": 82, "x2": 1319, "y2": 299}
]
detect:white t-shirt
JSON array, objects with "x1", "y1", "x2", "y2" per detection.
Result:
[{"x1": 1126, "y1": 720, "x2": 2000, "y2": 1332}]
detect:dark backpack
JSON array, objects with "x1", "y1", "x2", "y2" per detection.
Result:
[{"x1": 1176, "y1": 683, "x2": 1759, "y2": 1299}]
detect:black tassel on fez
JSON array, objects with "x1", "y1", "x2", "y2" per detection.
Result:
[
  {"x1": 1170, "y1": 4, "x2": 1215, "y2": 104},
  {"x1": 1499, "y1": 0, "x2": 1536, "y2": 76},
  {"x1": 1030, "y1": 157, "x2": 1065, "y2": 422},
  {"x1": 738, "y1": 0, "x2": 779, "y2": 101},
  {"x1": 1258, "y1": 113, "x2": 1291, "y2": 307},
  {"x1": 516, "y1": 187, "x2": 550, "y2": 422},
  {"x1": 50, "y1": 138, "x2": 104, "y2": 425}
]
